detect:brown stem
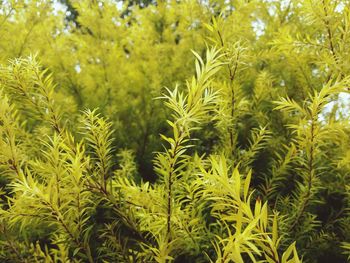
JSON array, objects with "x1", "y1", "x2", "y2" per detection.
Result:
[
  {"x1": 43, "y1": 200, "x2": 94, "y2": 263},
  {"x1": 217, "y1": 29, "x2": 240, "y2": 153}
]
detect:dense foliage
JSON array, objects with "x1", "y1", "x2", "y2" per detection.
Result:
[{"x1": 0, "y1": 0, "x2": 349, "y2": 262}]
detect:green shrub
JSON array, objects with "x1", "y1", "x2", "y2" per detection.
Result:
[{"x1": 0, "y1": 1, "x2": 349, "y2": 262}]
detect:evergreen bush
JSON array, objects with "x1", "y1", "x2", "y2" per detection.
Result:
[{"x1": 0, "y1": 1, "x2": 349, "y2": 262}]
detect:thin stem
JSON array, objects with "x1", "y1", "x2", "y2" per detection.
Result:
[
  {"x1": 43, "y1": 199, "x2": 94, "y2": 263},
  {"x1": 0, "y1": 224, "x2": 24, "y2": 262},
  {"x1": 166, "y1": 129, "x2": 184, "y2": 239},
  {"x1": 289, "y1": 115, "x2": 316, "y2": 231},
  {"x1": 217, "y1": 29, "x2": 240, "y2": 154}
]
